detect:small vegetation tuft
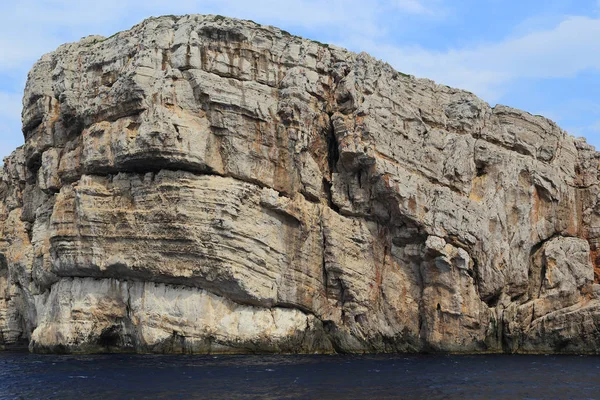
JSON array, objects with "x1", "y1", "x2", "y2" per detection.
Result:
[{"x1": 310, "y1": 39, "x2": 329, "y2": 48}]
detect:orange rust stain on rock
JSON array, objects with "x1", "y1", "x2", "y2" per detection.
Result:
[
  {"x1": 305, "y1": 114, "x2": 329, "y2": 174},
  {"x1": 590, "y1": 248, "x2": 600, "y2": 284},
  {"x1": 581, "y1": 283, "x2": 595, "y2": 304},
  {"x1": 545, "y1": 258, "x2": 556, "y2": 286},
  {"x1": 46, "y1": 99, "x2": 61, "y2": 137},
  {"x1": 530, "y1": 186, "x2": 540, "y2": 227},
  {"x1": 566, "y1": 216, "x2": 580, "y2": 238},
  {"x1": 355, "y1": 115, "x2": 365, "y2": 127},
  {"x1": 374, "y1": 150, "x2": 402, "y2": 168},
  {"x1": 408, "y1": 196, "x2": 417, "y2": 214},
  {"x1": 563, "y1": 191, "x2": 581, "y2": 238},
  {"x1": 370, "y1": 243, "x2": 391, "y2": 304},
  {"x1": 469, "y1": 174, "x2": 486, "y2": 203}
]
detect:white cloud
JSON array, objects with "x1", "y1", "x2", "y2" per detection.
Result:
[
  {"x1": 0, "y1": 92, "x2": 22, "y2": 121},
  {"x1": 342, "y1": 16, "x2": 600, "y2": 103},
  {"x1": 0, "y1": 91, "x2": 24, "y2": 161},
  {"x1": 390, "y1": 0, "x2": 429, "y2": 13},
  {"x1": 0, "y1": 0, "x2": 441, "y2": 74},
  {"x1": 0, "y1": 0, "x2": 447, "y2": 70},
  {"x1": 552, "y1": 98, "x2": 600, "y2": 148},
  {"x1": 0, "y1": 2, "x2": 597, "y2": 109},
  {"x1": 0, "y1": 0, "x2": 442, "y2": 161},
  {"x1": 569, "y1": 120, "x2": 600, "y2": 136},
  {"x1": 389, "y1": 0, "x2": 444, "y2": 15},
  {"x1": 1, "y1": 1, "x2": 600, "y2": 159}
]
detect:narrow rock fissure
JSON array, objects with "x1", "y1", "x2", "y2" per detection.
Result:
[
  {"x1": 320, "y1": 211, "x2": 330, "y2": 297},
  {"x1": 416, "y1": 262, "x2": 426, "y2": 347},
  {"x1": 326, "y1": 115, "x2": 340, "y2": 177},
  {"x1": 324, "y1": 112, "x2": 341, "y2": 214},
  {"x1": 323, "y1": 178, "x2": 340, "y2": 214}
]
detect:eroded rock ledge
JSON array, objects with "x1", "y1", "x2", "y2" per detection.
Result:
[{"x1": 2, "y1": 14, "x2": 600, "y2": 354}]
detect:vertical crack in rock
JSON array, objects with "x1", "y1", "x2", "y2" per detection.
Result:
[
  {"x1": 326, "y1": 114, "x2": 340, "y2": 177},
  {"x1": 0, "y1": 254, "x2": 7, "y2": 272},
  {"x1": 323, "y1": 112, "x2": 341, "y2": 214},
  {"x1": 319, "y1": 210, "x2": 330, "y2": 298},
  {"x1": 416, "y1": 260, "x2": 426, "y2": 348}
]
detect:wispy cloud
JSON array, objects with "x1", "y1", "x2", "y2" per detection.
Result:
[
  {"x1": 0, "y1": 92, "x2": 24, "y2": 158},
  {"x1": 0, "y1": 0, "x2": 444, "y2": 161},
  {"x1": 0, "y1": 0, "x2": 443, "y2": 74},
  {"x1": 1, "y1": 1, "x2": 600, "y2": 159},
  {"x1": 0, "y1": 92, "x2": 22, "y2": 120},
  {"x1": 343, "y1": 16, "x2": 600, "y2": 103},
  {"x1": 568, "y1": 120, "x2": 600, "y2": 140},
  {"x1": 390, "y1": 0, "x2": 441, "y2": 14}
]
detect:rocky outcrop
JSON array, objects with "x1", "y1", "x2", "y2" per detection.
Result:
[{"x1": 2, "y1": 14, "x2": 600, "y2": 354}]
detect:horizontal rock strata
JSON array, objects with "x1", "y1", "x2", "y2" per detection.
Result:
[{"x1": 2, "y1": 14, "x2": 600, "y2": 354}]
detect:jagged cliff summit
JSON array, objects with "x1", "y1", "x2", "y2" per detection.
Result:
[{"x1": 1, "y1": 14, "x2": 600, "y2": 354}]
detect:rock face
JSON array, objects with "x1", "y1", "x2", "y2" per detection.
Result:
[{"x1": 2, "y1": 14, "x2": 600, "y2": 354}]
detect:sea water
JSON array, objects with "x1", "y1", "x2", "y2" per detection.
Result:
[{"x1": 1, "y1": 352, "x2": 599, "y2": 399}]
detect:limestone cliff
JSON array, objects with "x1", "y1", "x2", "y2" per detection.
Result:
[{"x1": 2, "y1": 14, "x2": 600, "y2": 354}]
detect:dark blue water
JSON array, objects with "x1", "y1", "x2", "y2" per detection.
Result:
[{"x1": 1, "y1": 352, "x2": 600, "y2": 399}]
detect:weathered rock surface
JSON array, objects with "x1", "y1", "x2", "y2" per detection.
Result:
[{"x1": 2, "y1": 14, "x2": 600, "y2": 354}]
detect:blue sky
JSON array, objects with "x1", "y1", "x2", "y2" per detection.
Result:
[{"x1": 2, "y1": 0, "x2": 600, "y2": 161}]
